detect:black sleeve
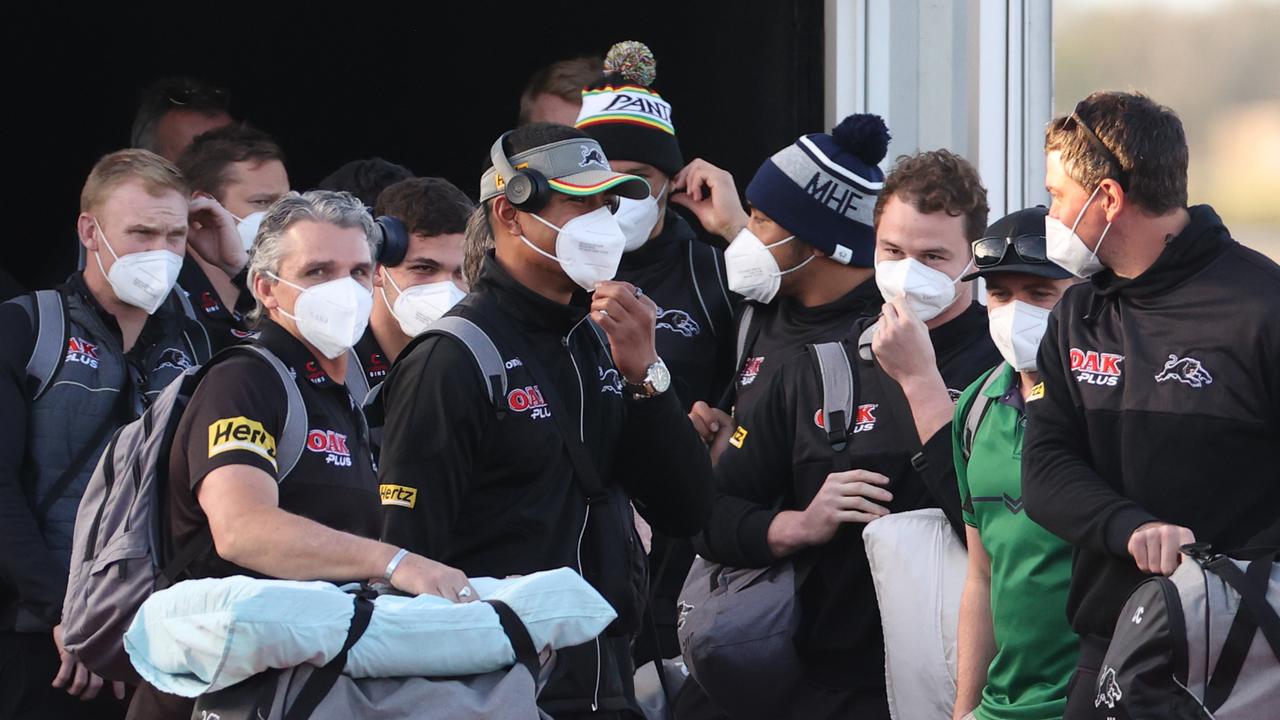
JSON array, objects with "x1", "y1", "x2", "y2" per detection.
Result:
[
  {"x1": 230, "y1": 267, "x2": 255, "y2": 316},
  {"x1": 917, "y1": 423, "x2": 967, "y2": 543},
  {"x1": 183, "y1": 357, "x2": 288, "y2": 487},
  {"x1": 699, "y1": 363, "x2": 796, "y2": 567},
  {"x1": 615, "y1": 390, "x2": 713, "y2": 538},
  {"x1": 1023, "y1": 309, "x2": 1156, "y2": 556},
  {"x1": 378, "y1": 336, "x2": 489, "y2": 560},
  {"x1": 0, "y1": 301, "x2": 68, "y2": 625}
]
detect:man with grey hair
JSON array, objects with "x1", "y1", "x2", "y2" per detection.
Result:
[{"x1": 129, "y1": 190, "x2": 475, "y2": 719}]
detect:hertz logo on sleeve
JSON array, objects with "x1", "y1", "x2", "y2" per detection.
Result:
[
  {"x1": 380, "y1": 484, "x2": 418, "y2": 508},
  {"x1": 208, "y1": 416, "x2": 278, "y2": 469}
]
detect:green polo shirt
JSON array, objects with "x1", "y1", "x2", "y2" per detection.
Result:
[{"x1": 954, "y1": 364, "x2": 1078, "y2": 720}]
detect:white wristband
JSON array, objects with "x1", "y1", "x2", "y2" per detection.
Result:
[{"x1": 382, "y1": 548, "x2": 410, "y2": 583}]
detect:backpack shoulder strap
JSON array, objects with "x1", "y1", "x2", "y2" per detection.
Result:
[
  {"x1": 961, "y1": 365, "x2": 1006, "y2": 461},
  {"x1": 734, "y1": 303, "x2": 757, "y2": 371},
  {"x1": 424, "y1": 316, "x2": 509, "y2": 409},
  {"x1": 856, "y1": 320, "x2": 878, "y2": 362},
  {"x1": 343, "y1": 347, "x2": 372, "y2": 407},
  {"x1": 808, "y1": 341, "x2": 858, "y2": 472},
  {"x1": 237, "y1": 345, "x2": 308, "y2": 479},
  {"x1": 14, "y1": 290, "x2": 68, "y2": 400}
]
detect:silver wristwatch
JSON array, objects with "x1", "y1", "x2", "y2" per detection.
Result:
[{"x1": 624, "y1": 359, "x2": 672, "y2": 400}]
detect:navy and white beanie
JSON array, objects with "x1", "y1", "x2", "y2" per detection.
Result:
[{"x1": 745, "y1": 114, "x2": 890, "y2": 267}]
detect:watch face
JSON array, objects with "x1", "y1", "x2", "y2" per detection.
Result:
[{"x1": 649, "y1": 361, "x2": 672, "y2": 393}]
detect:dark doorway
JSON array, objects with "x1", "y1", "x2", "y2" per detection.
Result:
[{"x1": 4, "y1": 1, "x2": 825, "y2": 292}]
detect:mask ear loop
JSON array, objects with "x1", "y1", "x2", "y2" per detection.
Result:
[{"x1": 91, "y1": 218, "x2": 122, "y2": 279}]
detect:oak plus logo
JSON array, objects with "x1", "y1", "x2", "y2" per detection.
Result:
[
  {"x1": 307, "y1": 429, "x2": 351, "y2": 467},
  {"x1": 739, "y1": 357, "x2": 764, "y2": 386},
  {"x1": 814, "y1": 403, "x2": 879, "y2": 434},
  {"x1": 1070, "y1": 348, "x2": 1124, "y2": 387},
  {"x1": 507, "y1": 384, "x2": 551, "y2": 419},
  {"x1": 65, "y1": 337, "x2": 100, "y2": 369}
]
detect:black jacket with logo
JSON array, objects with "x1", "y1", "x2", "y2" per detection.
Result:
[
  {"x1": 378, "y1": 252, "x2": 712, "y2": 716},
  {"x1": 703, "y1": 304, "x2": 998, "y2": 692},
  {"x1": 1023, "y1": 205, "x2": 1280, "y2": 641},
  {"x1": 177, "y1": 256, "x2": 256, "y2": 352},
  {"x1": 729, "y1": 278, "x2": 882, "y2": 417},
  {"x1": 615, "y1": 211, "x2": 738, "y2": 411}
]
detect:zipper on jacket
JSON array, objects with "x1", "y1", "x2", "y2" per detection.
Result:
[{"x1": 565, "y1": 325, "x2": 602, "y2": 711}]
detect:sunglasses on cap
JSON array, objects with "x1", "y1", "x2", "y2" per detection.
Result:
[
  {"x1": 972, "y1": 234, "x2": 1050, "y2": 268},
  {"x1": 164, "y1": 85, "x2": 230, "y2": 109}
]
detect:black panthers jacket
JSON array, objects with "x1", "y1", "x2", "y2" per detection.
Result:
[
  {"x1": 378, "y1": 252, "x2": 712, "y2": 716},
  {"x1": 1024, "y1": 205, "x2": 1280, "y2": 641}
]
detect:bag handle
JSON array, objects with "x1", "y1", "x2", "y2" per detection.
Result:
[
  {"x1": 283, "y1": 591, "x2": 376, "y2": 720},
  {"x1": 484, "y1": 599, "x2": 541, "y2": 680}
]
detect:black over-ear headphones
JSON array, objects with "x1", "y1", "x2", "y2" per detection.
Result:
[
  {"x1": 490, "y1": 131, "x2": 550, "y2": 213},
  {"x1": 374, "y1": 214, "x2": 409, "y2": 267}
]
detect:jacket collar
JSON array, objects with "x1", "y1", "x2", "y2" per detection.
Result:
[
  {"x1": 255, "y1": 319, "x2": 335, "y2": 388},
  {"x1": 472, "y1": 250, "x2": 591, "y2": 336},
  {"x1": 1090, "y1": 205, "x2": 1232, "y2": 300}
]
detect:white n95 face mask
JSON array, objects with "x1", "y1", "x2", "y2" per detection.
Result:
[
  {"x1": 234, "y1": 211, "x2": 267, "y2": 252},
  {"x1": 874, "y1": 257, "x2": 967, "y2": 322},
  {"x1": 988, "y1": 300, "x2": 1051, "y2": 372},
  {"x1": 381, "y1": 270, "x2": 466, "y2": 337},
  {"x1": 1046, "y1": 185, "x2": 1111, "y2": 278},
  {"x1": 93, "y1": 219, "x2": 182, "y2": 315},
  {"x1": 270, "y1": 274, "x2": 373, "y2": 359},
  {"x1": 522, "y1": 206, "x2": 628, "y2": 291},
  {"x1": 616, "y1": 181, "x2": 668, "y2": 252},
  {"x1": 724, "y1": 228, "x2": 814, "y2": 304}
]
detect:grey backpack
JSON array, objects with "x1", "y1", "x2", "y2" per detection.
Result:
[
  {"x1": 1097, "y1": 544, "x2": 1280, "y2": 719},
  {"x1": 60, "y1": 344, "x2": 307, "y2": 682},
  {"x1": 676, "y1": 341, "x2": 856, "y2": 717}
]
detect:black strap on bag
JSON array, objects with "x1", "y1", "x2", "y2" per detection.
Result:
[
  {"x1": 282, "y1": 592, "x2": 376, "y2": 720},
  {"x1": 1202, "y1": 552, "x2": 1280, "y2": 711},
  {"x1": 484, "y1": 599, "x2": 541, "y2": 680}
]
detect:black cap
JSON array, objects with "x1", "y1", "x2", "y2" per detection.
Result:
[{"x1": 962, "y1": 206, "x2": 1073, "y2": 281}]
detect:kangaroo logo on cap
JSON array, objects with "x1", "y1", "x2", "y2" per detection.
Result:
[{"x1": 580, "y1": 145, "x2": 607, "y2": 168}]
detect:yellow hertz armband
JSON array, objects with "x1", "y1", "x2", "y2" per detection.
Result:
[
  {"x1": 729, "y1": 425, "x2": 749, "y2": 449},
  {"x1": 208, "y1": 417, "x2": 278, "y2": 469},
  {"x1": 1028, "y1": 382, "x2": 1046, "y2": 401},
  {"x1": 380, "y1": 484, "x2": 418, "y2": 509}
]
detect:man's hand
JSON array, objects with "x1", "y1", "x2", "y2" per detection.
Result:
[
  {"x1": 389, "y1": 553, "x2": 478, "y2": 603},
  {"x1": 591, "y1": 280, "x2": 659, "y2": 383},
  {"x1": 1128, "y1": 521, "x2": 1195, "y2": 576},
  {"x1": 799, "y1": 469, "x2": 894, "y2": 546},
  {"x1": 51, "y1": 624, "x2": 126, "y2": 701},
  {"x1": 688, "y1": 401, "x2": 735, "y2": 464},
  {"x1": 187, "y1": 194, "x2": 249, "y2": 278},
  {"x1": 871, "y1": 299, "x2": 939, "y2": 388},
  {"x1": 670, "y1": 159, "x2": 749, "y2": 241}
]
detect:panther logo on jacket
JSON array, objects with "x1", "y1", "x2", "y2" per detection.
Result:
[
  {"x1": 599, "y1": 367, "x2": 623, "y2": 395},
  {"x1": 1154, "y1": 354, "x2": 1213, "y2": 389},
  {"x1": 157, "y1": 348, "x2": 193, "y2": 372},
  {"x1": 1094, "y1": 665, "x2": 1123, "y2": 709},
  {"x1": 655, "y1": 307, "x2": 701, "y2": 338},
  {"x1": 1070, "y1": 348, "x2": 1124, "y2": 387}
]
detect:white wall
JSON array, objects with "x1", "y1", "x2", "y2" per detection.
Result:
[{"x1": 824, "y1": 0, "x2": 1054, "y2": 219}]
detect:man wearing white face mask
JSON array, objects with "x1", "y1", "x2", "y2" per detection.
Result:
[
  {"x1": 1022, "y1": 92, "x2": 1280, "y2": 720},
  {"x1": 702, "y1": 150, "x2": 999, "y2": 718},
  {"x1": 871, "y1": 206, "x2": 1079, "y2": 720},
  {"x1": 176, "y1": 123, "x2": 290, "y2": 350},
  {"x1": 0, "y1": 150, "x2": 223, "y2": 719},
  {"x1": 676, "y1": 114, "x2": 891, "y2": 437},
  {"x1": 379, "y1": 124, "x2": 713, "y2": 719},
  {"x1": 575, "y1": 42, "x2": 738, "y2": 417},
  {"x1": 574, "y1": 41, "x2": 740, "y2": 668},
  {"x1": 351, "y1": 177, "x2": 473, "y2": 394},
  {"x1": 129, "y1": 190, "x2": 475, "y2": 719}
]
